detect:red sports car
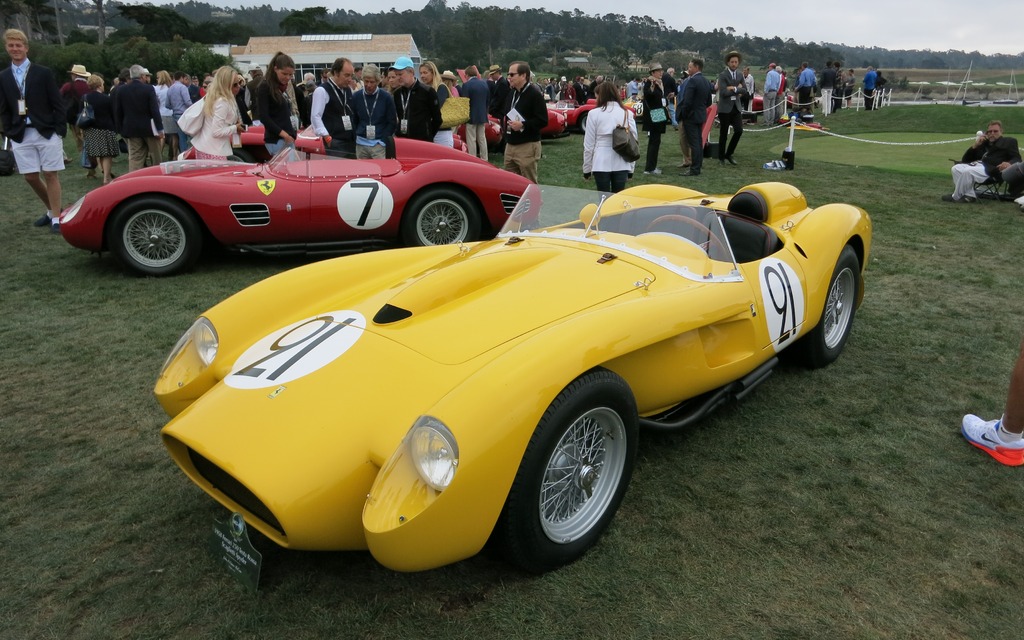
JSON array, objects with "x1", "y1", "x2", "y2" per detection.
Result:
[
  {"x1": 60, "y1": 139, "x2": 530, "y2": 276},
  {"x1": 549, "y1": 99, "x2": 636, "y2": 133},
  {"x1": 457, "y1": 111, "x2": 568, "y2": 152},
  {"x1": 180, "y1": 126, "x2": 469, "y2": 161}
]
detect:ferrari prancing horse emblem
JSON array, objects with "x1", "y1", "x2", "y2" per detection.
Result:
[{"x1": 257, "y1": 179, "x2": 276, "y2": 196}]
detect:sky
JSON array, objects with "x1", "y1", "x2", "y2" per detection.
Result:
[{"x1": 199, "y1": 0, "x2": 1021, "y2": 57}]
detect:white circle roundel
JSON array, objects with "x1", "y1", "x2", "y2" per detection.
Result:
[
  {"x1": 759, "y1": 258, "x2": 805, "y2": 352},
  {"x1": 337, "y1": 179, "x2": 394, "y2": 230},
  {"x1": 225, "y1": 310, "x2": 366, "y2": 389}
]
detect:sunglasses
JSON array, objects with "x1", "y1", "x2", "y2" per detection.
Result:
[
  {"x1": 232, "y1": 81, "x2": 243, "y2": 88},
  {"x1": 508, "y1": 72, "x2": 519, "y2": 77}
]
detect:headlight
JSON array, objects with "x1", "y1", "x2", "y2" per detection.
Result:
[
  {"x1": 408, "y1": 416, "x2": 459, "y2": 491},
  {"x1": 161, "y1": 317, "x2": 219, "y2": 374},
  {"x1": 60, "y1": 196, "x2": 86, "y2": 223}
]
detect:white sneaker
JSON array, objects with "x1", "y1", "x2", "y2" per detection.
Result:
[
  {"x1": 643, "y1": 168, "x2": 662, "y2": 175},
  {"x1": 1015, "y1": 194, "x2": 1024, "y2": 211},
  {"x1": 961, "y1": 414, "x2": 1024, "y2": 466}
]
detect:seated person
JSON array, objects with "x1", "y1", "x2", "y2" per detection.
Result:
[
  {"x1": 1002, "y1": 161, "x2": 1024, "y2": 203},
  {"x1": 943, "y1": 120, "x2": 1021, "y2": 203}
]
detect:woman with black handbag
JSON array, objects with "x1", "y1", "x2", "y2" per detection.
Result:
[
  {"x1": 81, "y1": 74, "x2": 119, "y2": 184},
  {"x1": 582, "y1": 81, "x2": 637, "y2": 193}
]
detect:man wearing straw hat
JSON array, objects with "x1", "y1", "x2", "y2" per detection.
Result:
[
  {"x1": 716, "y1": 51, "x2": 748, "y2": 166},
  {"x1": 487, "y1": 64, "x2": 509, "y2": 119},
  {"x1": 61, "y1": 63, "x2": 93, "y2": 174}
]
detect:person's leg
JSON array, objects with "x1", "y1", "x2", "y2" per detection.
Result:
[
  {"x1": 520, "y1": 141, "x2": 541, "y2": 184},
  {"x1": 717, "y1": 115, "x2": 730, "y2": 161},
  {"x1": 126, "y1": 137, "x2": 146, "y2": 172},
  {"x1": 23, "y1": 172, "x2": 50, "y2": 209},
  {"x1": 593, "y1": 171, "x2": 611, "y2": 192},
  {"x1": 962, "y1": 337, "x2": 1024, "y2": 465},
  {"x1": 100, "y1": 156, "x2": 113, "y2": 183},
  {"x1": 503, "y1": 143, "x2": 523, "y2": 177},
  {"x1": 678, "y1": 123, "x2": 690, "y2": 166},
  {"x1": 684, "y1": 121, "x2": 702, "y2": 174},
  {"x1": 951, "y1": 163, "x2": 987, "y2": 200},
  {"x1": 42, "y1": 170, "x2": 62, "y2": 224},
  {"x1": 609, "y1": 170, "x2": 628, "y2": 193},
  {"x1": 645, "y1": 130, "x2": 661, "y2": 173},
  {"x1": 725, "y1": 112, "x2": 742, "y2": 159}
]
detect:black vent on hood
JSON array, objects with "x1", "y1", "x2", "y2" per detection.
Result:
[{"x1": 373, "y1": 304, "x2": 413, "y2": 324}]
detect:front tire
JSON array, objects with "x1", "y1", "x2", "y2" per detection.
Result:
[
  {"x1": 400, "y1": 187, "x2": 481, "y2": 246},
  {"x1": 106, "y1": 197, "x2": 203, "y2": 276},
  {"x1": 495, "y1": 369, "x2": 638, "y2": 573},
  {"x1": 795, "y1": 244, "x2": 860, "y2": 368}
]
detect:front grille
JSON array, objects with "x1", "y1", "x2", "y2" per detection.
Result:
[
  {"x1": 500, "y1": 193, "x2": 522, "y2": 215},
  {"x1": 187, "y1": 448, "x2": 285, "y2": 537},
  {"x1": 229, "y1": 203, "x2": 271, "y2": 227}
]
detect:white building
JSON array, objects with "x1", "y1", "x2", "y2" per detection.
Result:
[{"x1": 231, "y1": 33, "x2": 421, "y2": 77}]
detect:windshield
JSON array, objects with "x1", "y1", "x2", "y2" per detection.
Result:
[{"x1": 499, "y1": 184, "x2": 741, "y2": 282}]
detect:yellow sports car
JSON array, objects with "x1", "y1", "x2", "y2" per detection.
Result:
[{"x1": 157, "y1": 182, "x2": 871, "y2": 573}]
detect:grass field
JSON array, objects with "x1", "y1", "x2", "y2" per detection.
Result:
[{"x1": 3, "y1": 105, "x2": 1024, "y2": 638}]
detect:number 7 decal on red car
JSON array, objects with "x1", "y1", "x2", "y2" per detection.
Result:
[
  {"x1": 226, "y1": 311, "x2": 366, "y2": 389},
  {"x1": 337, "y1": 179, "x2": 395, "y2": 230}
]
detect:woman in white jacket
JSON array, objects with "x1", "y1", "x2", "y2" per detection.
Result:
[
  {"x1": 582, "y1": 81, "x2": 638, "y2": 193},
  {"x1": 191, "y1": 66, "x2": 244, "y2": 160}
]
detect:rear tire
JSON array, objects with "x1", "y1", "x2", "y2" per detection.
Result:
[
  {"x1": 494, "y1": 369, "x2": 637, "y2": 573},
  {"x1": 795, "y1": 245, "x2": 859, "y2": 368}
]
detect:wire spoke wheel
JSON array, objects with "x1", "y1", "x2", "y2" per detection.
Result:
[
  {"x1": 415, "y1": 198, "x2": 469, "y2": 245},
  {"x1": 539, "y1": 407, "x2": 628, "y2": 543},
  {"x1": 822, "y1": 266, "x2": 856, "y2": 349},
  {"x1": 122, "y1": 209, "x2": 186, "y2": 268}
]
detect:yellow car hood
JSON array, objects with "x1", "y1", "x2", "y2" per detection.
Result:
[{"x1": 365, "y1": 242, "x2": 655, "y2": 364}]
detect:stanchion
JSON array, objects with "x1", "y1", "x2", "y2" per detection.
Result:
[{"x1": 782, "y1": 116, "x2": 796, "y2": 170}]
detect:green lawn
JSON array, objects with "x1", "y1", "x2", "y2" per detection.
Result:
[
  {"x1": 3, "y1": 105, "x2": 1024, "y2": 638},
  {"x1": 774, "y1": 132, "x2": 976, "y2": 177}
]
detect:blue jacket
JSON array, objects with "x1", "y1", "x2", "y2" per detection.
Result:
[
  {"x1": 461, "y1": 76, "x2": 490, "y2": 125},
  {"x1": 351, "y1": 87, "x2": 397, "y2": 143}
]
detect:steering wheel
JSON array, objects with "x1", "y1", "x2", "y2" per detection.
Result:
[{"x1": 644, "y1": 214, "x2": 728, "y2": 256}]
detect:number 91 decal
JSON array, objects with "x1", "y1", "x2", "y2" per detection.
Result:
[
  {"x1": 226, "y1": 311, "x2": 366, "y2": 389},
  {"x1": 337, "y1": 179, "x2": 395, "y2": 230},
  {"x1": 759, "y1": 258, "x2": 805, "y2": 352}
]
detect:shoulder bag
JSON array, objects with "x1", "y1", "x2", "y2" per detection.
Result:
[
  {"x1": 440, "y1": 96, "x2": 470, "y2": 129},
  {"x1": 612, "y1": 109, "x2": 640, "y2": 162}
]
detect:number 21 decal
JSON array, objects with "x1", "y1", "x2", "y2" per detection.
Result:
[
  {"x1": 226, "y1": 311, "x2": 366, "y2": 389},
  {"x1": 337, "y1": 179, "x2": 394, "y2": 230},
  {"x1": 759, "y1": 258, "x2": 805, "y2": 352}
]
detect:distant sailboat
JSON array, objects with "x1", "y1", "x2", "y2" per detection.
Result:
[{"x1": 992, "y1": 70, "x2": 1019, "y2": 105}]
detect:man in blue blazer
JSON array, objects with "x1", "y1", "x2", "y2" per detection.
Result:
[
  {"x1": 0, "y1": 28, "x2": 66, "y2": 231},
  {"x1": 113, "y1": 64, "x2": 164, "y2": 172},
  {"x1": 678, "y1": 58, "x2": 712, "y2": 177},
  {"x1": 461, "y1": 65, "x2": 490, "y2": 161}
]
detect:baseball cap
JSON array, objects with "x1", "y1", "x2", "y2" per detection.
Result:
[{"x1": 392, "y1": 56, "x2": 415, "y2": 71}]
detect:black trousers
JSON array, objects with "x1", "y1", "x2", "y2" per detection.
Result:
[
  {"x1": 683, "y1": 120, "x2": 703, "y2": 173},
  {"x1": 645, "y1": 129, "x2": 662, "y2": 172},
  {"x1": 717, "y1": 108, "x2": 743, "y2": 160}
]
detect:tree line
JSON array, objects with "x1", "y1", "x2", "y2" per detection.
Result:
[{"x1": 2, "y1": 0, "x2": 1020, "y2": 82}]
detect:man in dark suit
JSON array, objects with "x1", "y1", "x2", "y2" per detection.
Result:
[
  {"x1": 679, "y1": 58, "x2": 712, "y2": 177},
  {"x1": 0, "y1": 28, "x2": 66, "y2": 231},
  {"x1": 113, "y1": 64, "x2": 164, "y2": 172},
  {"x1": 716, "y1": 51, "x2": 748, "y2": 165}
]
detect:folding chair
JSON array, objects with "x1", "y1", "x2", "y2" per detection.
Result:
[{"x1": 974, "y1": 175, "x2": 1012, "y2": 201}]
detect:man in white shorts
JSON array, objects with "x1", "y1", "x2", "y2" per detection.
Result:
[{"x1": 0, "y1": 28, "x2": 65, "y2": 232}]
